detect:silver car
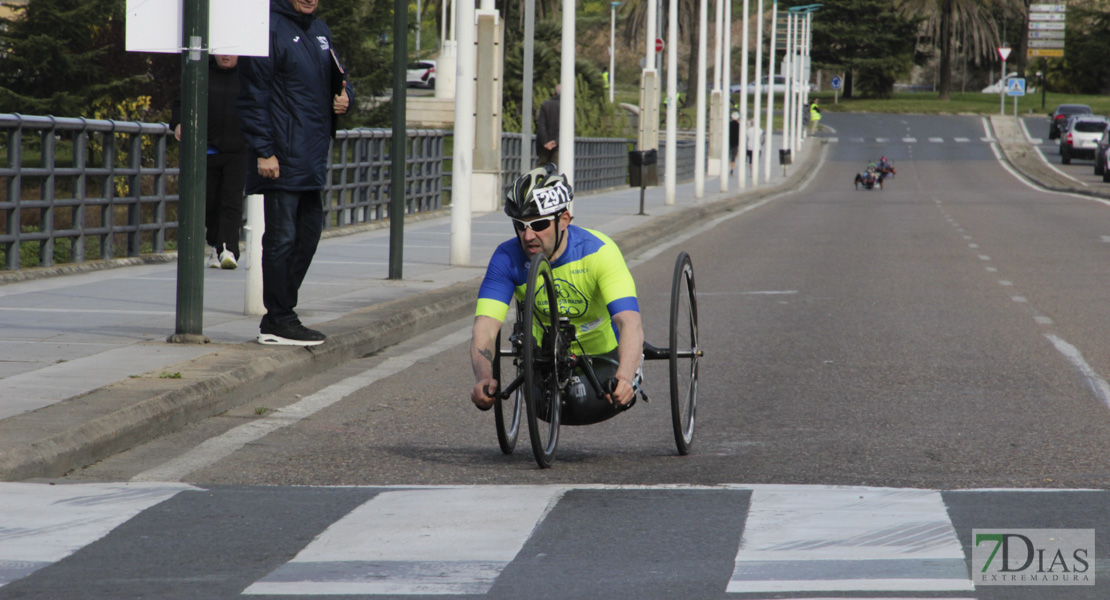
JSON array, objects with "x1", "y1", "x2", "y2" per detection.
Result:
[{"x1": 1060, "y1": 115, "x2": 1109, "y2": 164}]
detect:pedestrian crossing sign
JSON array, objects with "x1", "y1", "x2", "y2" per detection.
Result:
[{"x1": 1007, "y1": 78, "x2": 1026, "y2": 96}]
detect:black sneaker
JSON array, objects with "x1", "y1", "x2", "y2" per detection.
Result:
[{"x1": 258, "y1": 321, "x2": 326, "y2": 346}]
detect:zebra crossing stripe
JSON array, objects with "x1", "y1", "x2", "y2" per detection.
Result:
[
  {"x1": 0, "y1": 482, "x2": 195, "y2": 588},
  {"x1": 244, "y1": 486, "x2": 566, "y2": 596},
  {"x1": 726, "y1": 486, "x2": 973, "y2": 594}
]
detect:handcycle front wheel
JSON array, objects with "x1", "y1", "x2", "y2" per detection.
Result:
[
  {"x1": 522, "y1": 255, "x2": 563, "y2": 468},
  {"x1": 669, "y1": 251, "x2": 700, "y2": 455},
  {"x1": 492, "y1": 325, "x2": 522, "y2": 454}
]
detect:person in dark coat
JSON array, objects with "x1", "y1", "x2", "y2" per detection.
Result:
[
  {"x1": 536, "y1": 85, "x2": 560, "y2": 167},
  {"x1": 237, "y1": 0, "x2": 354, "y2": 346},
  {"x1": 171, "y1": 54, "x2": 246, "y2": 270},
  {"x1": 728, "y1": 111, "x2": 740, "y2": 175}
]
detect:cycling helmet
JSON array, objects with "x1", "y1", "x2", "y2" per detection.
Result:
[{"x1": 505, "y1": 163, "x2": 574, "y2": 220}]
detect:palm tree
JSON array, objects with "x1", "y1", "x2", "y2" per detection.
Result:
[{"x1": 896, "y1": 0, "x2": 1024, "y2": 100}]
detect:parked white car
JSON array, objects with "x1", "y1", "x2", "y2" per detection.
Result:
[
  {"x1": 981, "y1": 72, "x2": 1037, "y2": 94},
  {"x1": 406, "y1": 60, "x2": 436, "y2": 89},
  {"x1": 1060, "y1": 115, "x2": 1109, "y2": 165},
  {"x1": 729, "y1": 75, "x2": 815, "y2": 94}
]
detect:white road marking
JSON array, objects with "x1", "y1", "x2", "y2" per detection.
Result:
[
  {"x1": 244, "y1": 486, "x2": 566, "y2": 596},
  {"x1": 978, "y1": 255, "x2": 991, "y2": 261},
  {"x1": 954, "y1": 137, "x2": 970, "y2": 143},
  {"x1": 1046, "y1": 334, "x2": 1110, "y2": 410},
  {"x1": 131, "y1": 328, "x2": 474, "y2": 482},
  {"x1": 727, "y1": 486, "x2": 972, "y2": 593},
  {"x1": 928, "y1": 137, "x2": 944, "y2": 143},
  {"x1": 902, "y1": 137, "x2": 916, "y2": 143},
  {"x1": 999, "y1": 280, "x2": 1013, "y2": 286},
  {"x1": 1035, "y1": 316, "x2": 1054, "y2": 325},
  {"x1": 968, "y1": 243, "x2": 979, "y2": 249},
  {"x1": 0, "y1": 482, "x2": 195, "y2": 588},
  {"x1": 1012, "y1": 296, "x2": 1028, "y2": 303}
]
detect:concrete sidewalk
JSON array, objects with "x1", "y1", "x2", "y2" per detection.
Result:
[{"x1": 0, "y1": 134, "x2": 824, "y2": 480}]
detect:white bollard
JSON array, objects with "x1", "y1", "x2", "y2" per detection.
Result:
[{"x1": 244, "y1": 194, "x2": 265, "y2": 316}]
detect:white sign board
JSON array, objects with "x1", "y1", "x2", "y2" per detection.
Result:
[
  {"x1": 125, "y1": 0, "x2": 269, "y2": 56},
  {"x1": 997, "y1": 47, "x2": 1011, "y2": 61}
]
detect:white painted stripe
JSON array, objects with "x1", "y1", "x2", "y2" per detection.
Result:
[
  {"x1": 985, "y1": 266, "x2": 998, "y2": 272},
  {"x1": 0, "y1": 482, "x2": 194, "y2": 587},
  {"x1": 132, "y1": 328, "x2": 474, "y2": 482},
  {"x1": 999, "y1": 280, "x2": 1013, "y2": 286},
  {"x1": 968, "y1": 243, "x2": 979, "y2": 249},
  {"x1": 928, "y1": 137, "x2": 944, "y2": 143},
  {"x1": 850, "y1": 137, "x2": 865, "y2": 143},
  {"x1": 1100, "y1": 236, "x2": 1110, "y2": 243},
  {"x1": 955, "y1": 137, "x2": 970, "y2": 143},
  {"x1": 1012, "y1": 296, "x2": 1028, "y2": 303},
  {"x1": 1035, "y1": 316, "x2": 1054, "y2": 325},
  {"x1": 902, "y1": 137, "x2": 916, "y2": 143},
  {"x1": 727, "y1": 486, "x2": 972, "y2": 593},
  {"x1": 826, "y1": 137, "x2": 839, "y2": 143},
  {"x1": 876, "y1": 137, "x2": 890, "y2": 143},
  {"x1": 244, "y1": 486, "x2": 565, "y2": 596},
  {"x1": 981, "y1": 137, "x2": 997, "y2": 143},
  {"x1": 1046, "y1": 334, "x2": 1110, "y2": 410},
  {"x1": 0, "y1": 307, "x2": 173, "y2": 316}
]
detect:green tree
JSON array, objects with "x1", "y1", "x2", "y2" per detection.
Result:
[
  {"x1": 0, "y1": 0, "x2": 156, "y2": 116},
  {"x1": 318, "y1": 0, "x2": 395, "y2": 127},
  {"x1": 1050, "y1": 2, "x2": 1110, "y2": 95},
  {"x1": 801, "y1": 0, "x2": 920, "y2": 98}
]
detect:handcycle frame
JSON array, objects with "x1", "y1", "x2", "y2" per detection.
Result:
[{"x1": 490, "y1": 251, "x2": 701, "y2": 468}]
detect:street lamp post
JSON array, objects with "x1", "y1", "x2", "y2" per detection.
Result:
[
  {"x1": 787, "y1": 4, "x2": 820, "y2": 150},
  {"x1": 610, "y1": 1, "x2": 621, "y2": 103}
]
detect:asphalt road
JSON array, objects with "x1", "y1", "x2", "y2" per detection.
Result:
[
  {"x1": 71, "y1": 112, "x2": 1110, "y2": 489},
  {"x1": 16, "y1": 113, "x2": 1110, "y2": 598}
]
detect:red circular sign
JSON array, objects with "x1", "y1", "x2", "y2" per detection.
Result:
[{"x1": 655, "y1": 38, "x2": 665, "y2": 53}]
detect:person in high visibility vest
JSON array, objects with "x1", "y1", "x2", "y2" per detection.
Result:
[
  {"x1": 809, "y1": 99, "x2": 822, "y2": 134},
  {"x1": 602, "y1": 68, "x2": 610, "y2": 91}
]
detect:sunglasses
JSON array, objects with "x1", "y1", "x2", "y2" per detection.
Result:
[{"x1": 511, "y1": 215, "x2": 557, "y2": 233}]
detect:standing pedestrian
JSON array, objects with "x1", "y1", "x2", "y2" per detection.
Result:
[
  {"x1": 728, "y1": 111, "x2": 740, "y2": 175},
  {"x1": 237, "y1": 0, "x2": 353, "y2": 346},
  {"x1": 746, "y1": 119, "x2": 764, "y2": 165},
  {"x1": 809, "y1": 98, "x2": 822, "y2": 134},
  {"x1": 536, "y1": 84, "x2": 560, "y2": 167},
  {"x1": 171, "y1": 54, "x2": 246, "y2": 270}
]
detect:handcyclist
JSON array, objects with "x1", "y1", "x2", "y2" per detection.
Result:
[{"x1": 469, "y1": 164, "x2": 645, "y2": 425}]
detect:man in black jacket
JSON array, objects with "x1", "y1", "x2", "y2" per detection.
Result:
[
  {"x1": 237, "y1": 0, "x2": 354, "y2": 346},
  {"x1": 172, "y1": 54, "x2": 245, "y2": 270},
  {"x1": 536, "y1": 85, "x2": 560, "y2": 167}
]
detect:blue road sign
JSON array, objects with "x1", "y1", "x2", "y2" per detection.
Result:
[
  {"x1": 831, "y1": 76, "x2": 842, "y2": 90},
  {"x1": 1007, "y1": 78, "x2": 1026, "y2": 96}
]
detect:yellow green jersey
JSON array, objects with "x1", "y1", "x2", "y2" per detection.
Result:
[{"x1": 476, "y1": 225, "x2": 639, "y2": 355}]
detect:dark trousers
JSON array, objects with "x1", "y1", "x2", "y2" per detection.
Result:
[
  {"x1": 261, "y1": 189, "x2": 323, "y2": 327},
  {"x1": 205, "y1": 152, "x2": 246, "y2": 258}
]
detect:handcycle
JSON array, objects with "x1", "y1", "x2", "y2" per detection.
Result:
[{"x1": 486, "y1": 251, "x2": 702, "y2": 468}]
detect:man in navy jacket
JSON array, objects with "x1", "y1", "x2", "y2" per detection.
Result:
[{"x1": 237, "y1": 0, "x2": 354, "y2": 346}]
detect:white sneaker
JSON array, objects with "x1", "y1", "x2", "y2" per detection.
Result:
[
  {"x1": 207, "y1": 247, "x2": 220, "y2": 268},
  {"x1": 219, "y1": 246, "x2": 238, "y2": 270}
]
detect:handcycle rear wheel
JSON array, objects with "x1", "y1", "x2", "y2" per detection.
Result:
[
  {"x1": 669, "y1": 251, "x2": 699, "y2": 455},
  {"x1": 522, "y1": 255, "x2": 563, "y2": 468},
  {"x1": 492, "y1": 319, "x2": 522, "y2": 454}
]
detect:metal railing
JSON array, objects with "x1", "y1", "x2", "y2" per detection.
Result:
[
  {"x1": 1, "y1": 113, "x2": 697, "y2": 272},
  {"x1": 0, "y1": 114, "x2": 176, "y2": 271},
  {"x1": 327, "y1": 128, "x2": 446, "y2": 228}
]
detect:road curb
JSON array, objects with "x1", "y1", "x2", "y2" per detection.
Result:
[{"x1": 0, "y1": 142, "x2": 824, "y2": 481}]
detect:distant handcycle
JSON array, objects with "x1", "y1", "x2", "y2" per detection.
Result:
[{"x1": 486, "y1": 252, "x2": 702, "y2": 468}]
